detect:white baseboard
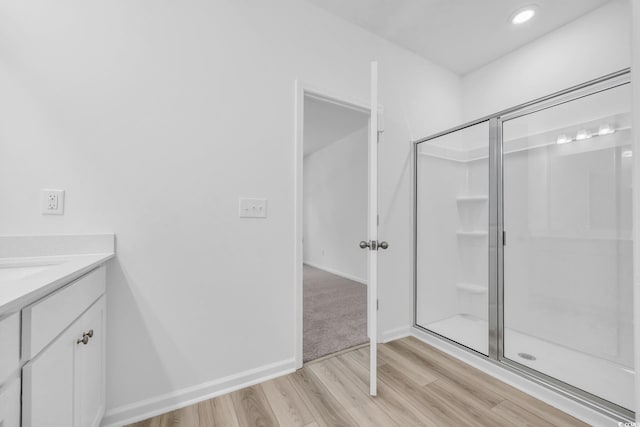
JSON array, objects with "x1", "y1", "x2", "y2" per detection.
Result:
[
  {"x1": 410, "y1": 327, "x2": 622, "y2": 427},
  {"x1": 382, "y1": 325, "x2": 411, "y2": 343},
  {"x1": 303, "y1": 261, "x2": 367, "y2": 285},
  {"x1": 100, "y1": 358, "x2": 296, "y2": 427}
]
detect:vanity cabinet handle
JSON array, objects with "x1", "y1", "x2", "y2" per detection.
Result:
[{"x1": 76, "y1": 329, "x2": 94, "y2": 345}]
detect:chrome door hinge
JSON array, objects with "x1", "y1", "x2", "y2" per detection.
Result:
[
  {"x1": 377, "y1": 299, "x2": 379, "y2": 311},
  {"x1": 502, "y1": 230, "x2": 507, "y2": 246},
  {"x1": 377, "y1": 105, "x2": 384, "y2": 134}
]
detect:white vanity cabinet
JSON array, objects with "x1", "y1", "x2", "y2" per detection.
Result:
[
  {"x1": 0, "y1": 378, "x2": 21, "y2": 427},
  {"x1": 74, "y1": 296, "x2": 106, "y2": 427},
  {"x1": 21, "y1": 266, "x2": 106, "y2": 427},
  {"x1": 0, "y1": 312, "x2": 21, "y2": 427}
]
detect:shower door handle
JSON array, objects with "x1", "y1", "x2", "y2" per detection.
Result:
[{"x1": 359, "y1": 241, "x2": 371, "y2": 249}]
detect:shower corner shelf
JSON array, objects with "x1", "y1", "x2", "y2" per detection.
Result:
[
  {"x1": 456, "y1": 282, "x2": 487, "y2": 294},
  {"x1": 456, "y1": 230, "x2": 488, "y2": 237},
  {"x1": 456, "y1": 195, "x2": 488, "y2": 203}
]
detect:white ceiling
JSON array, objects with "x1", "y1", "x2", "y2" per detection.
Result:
[
  {"x1": 304, "y1": 0, "x2": 612, "y2": 75},
  {"x1": 303, "y1": 96, "x2": 369, "y2": 156}
]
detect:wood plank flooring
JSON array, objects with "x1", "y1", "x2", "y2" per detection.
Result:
[{"x1": 128, "y1": 336, "x2": 589, "y2": 427}]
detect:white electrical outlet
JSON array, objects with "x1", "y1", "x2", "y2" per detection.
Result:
[
  {"x1": 41, "y1": 189, "x2": 65, "y2": 215},
  {"x1": 239, "y1": 198, "x2": 267, "y2": 218}
]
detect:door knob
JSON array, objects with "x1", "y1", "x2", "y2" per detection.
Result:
[
  {"x1": 360, "y1": 240, "x2": 389, "y2": 250},
  {"x1": 76, "y1": 329, "x2": 94, "y2": 345}
]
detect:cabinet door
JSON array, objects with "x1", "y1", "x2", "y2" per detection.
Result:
[
  {"x1": 22, "y1": 322, "x2": 75, "y2": 427},
  {"x1": 0, "y1": 377, "x2": 21, "y2": 427},
  {"x1": 74, "y1": 296, "x2": 106, "y2": 427},
  {"x1": 23, "y1": 296, "x2": 106, "y2": 427}
]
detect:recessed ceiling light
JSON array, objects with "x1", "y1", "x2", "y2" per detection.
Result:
[{"x1": 511, "y1": 7, "x2": 536, "y2": 25}]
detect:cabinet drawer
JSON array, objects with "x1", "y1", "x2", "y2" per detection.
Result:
[
  {"x1": 0, "y1": 377, "x2": 21, "y2": 427},
  {"x1": 22, "y1": 266, "x2": 105, "y2": 360},
  {"x1": 0, "y1": 313, "x2": 20, "y2": 384}
]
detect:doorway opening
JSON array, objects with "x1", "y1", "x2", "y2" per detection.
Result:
[{"x1": 296, "y1": 88, "x2": 371, "y2": 365}]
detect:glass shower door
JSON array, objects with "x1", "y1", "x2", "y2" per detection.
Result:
[
  {"x1": 416, "y1": 121, "x2": 490, "y2": 355},
  {"x1": 501, "y1": 82, "x2": 634, "y2": 411}
]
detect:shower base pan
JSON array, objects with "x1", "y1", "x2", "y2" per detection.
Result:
[{"x1": 423, "y1": 314, "x2": 634, "y2": 411}]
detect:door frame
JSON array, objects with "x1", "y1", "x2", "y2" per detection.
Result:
[{"x1": 293, "y1": 80, "x2": 371, "y2": 369}]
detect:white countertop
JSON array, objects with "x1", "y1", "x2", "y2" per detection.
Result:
[
  {"x1": 0, "y1": 234, "x2": 115, "y2": 316},
  {"x1": 0, "y1": 253, "x2": 114, "y2": 316}
]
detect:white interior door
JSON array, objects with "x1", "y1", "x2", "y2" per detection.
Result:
[{"x1": 367, "y1": 61, "x2": 379, "y2": 396}]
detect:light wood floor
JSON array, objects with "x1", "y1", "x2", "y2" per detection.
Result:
[{"x1": 128, "y1": 336, "x2": 589, "y2": 427}]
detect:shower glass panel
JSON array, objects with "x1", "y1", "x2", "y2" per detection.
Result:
[
  {"x1": 416, "y1": 121, "x2": 489, "y2": 355},
  {"x1": 502, "y1": 83, "x2": 634, "y2": 410}
]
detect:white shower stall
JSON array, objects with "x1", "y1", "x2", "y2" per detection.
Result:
[{"x1": 414, "y1": 69, "x2": 634, "y2": 420}]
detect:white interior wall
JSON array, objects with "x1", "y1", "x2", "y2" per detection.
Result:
[
  {"x1": 0, "y1": 0, "x2": 462, "y2": 423},
  {"x1": 303, "y1": 120, "x2": 368, "y2": 283},
  {"x1": 375, "y1": 60, "x2": 462, "y2": 343},
  {"x1": 462, "y1": 0, "x2": 631, "y2": 121},
  {"x1": 632, "y1": 0, "x2": 640, "y2": 421}
]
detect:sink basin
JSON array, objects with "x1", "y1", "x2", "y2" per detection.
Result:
[{"x1": 0, "y1": 261, "x2": 65, "y2": 283}]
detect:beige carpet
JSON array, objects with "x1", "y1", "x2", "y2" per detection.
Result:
[{"x1": 303, "y1": 264, "x2": 368, "y2": 362}]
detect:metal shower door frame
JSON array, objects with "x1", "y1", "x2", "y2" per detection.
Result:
[{"x1": 413, "y1": 68, "x2": 633, "y2": 422}]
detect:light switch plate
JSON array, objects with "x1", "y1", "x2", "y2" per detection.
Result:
[
  {"x1": 239, "y1": 198, "x2": 267, "y2": 218},
  {"x1": 41, "y1": 189, "x2": 65, "y2": 215}
]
